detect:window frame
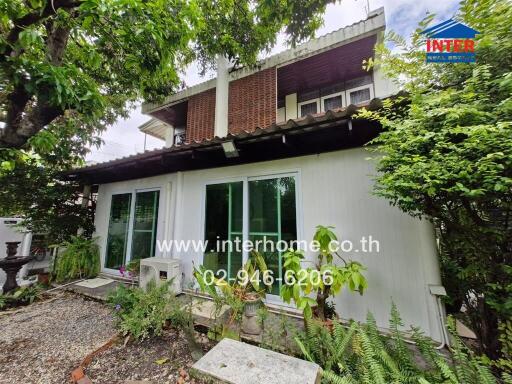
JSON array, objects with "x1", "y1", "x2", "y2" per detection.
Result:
[
  {"x1": 346, "y1": 84, "x2": 374, "y2": 105},
  {"x1": 130, "y1": 189, "x2": 160, "y2": 262},
  {"x1": 201, "y1": 171, "x2": 302, "y2": 301},
  {"x1": 297, "y1": 99, "x2": 320, "y2": 117},
  {"x1": 320, "y1": 91, "x2": 346, "y2": 112},
  {"x1": 103, "y1": 187, "x2": 161, "y2": 275}
]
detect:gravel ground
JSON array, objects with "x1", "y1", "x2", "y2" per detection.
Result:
[
  {"x1": 86, "y1": 328, "x2": 214, "y2": 384},
  {"x1": 0, "y1": 292, "x2": 116, "y2": 384},
  {"x1": 0, "y1": 291, "x2": 216, "y2": 384}
]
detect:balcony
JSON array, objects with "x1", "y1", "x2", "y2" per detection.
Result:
[{"x1": 276, "y1": 34, "x2": 377, "y2": 123}]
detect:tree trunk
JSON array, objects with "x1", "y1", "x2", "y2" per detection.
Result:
[
  {"x1": 315, "y1": 286, "x2": 331, "y2": 321},
  {"x1": 476, "y1": 297, "x2": 500, "y2": 360}
]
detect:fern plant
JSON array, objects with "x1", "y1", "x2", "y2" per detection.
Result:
[
  {"x1": 486, "y1": 320, "x2": 512, "y2": 382},
  {"x1": 294, "y1": 305, "x2": 498, "y2": 384},
  {"x1": 52, "y1": 235, "x2": 100, "y2": 282}
]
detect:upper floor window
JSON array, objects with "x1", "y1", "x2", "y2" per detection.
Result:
[
  {"x1": 298, "y1": 100, "x2": 319, "y2": 117},
  {"x1": 346, "y1": 85, "x2": 373, "y2": 105},
  {"x1": 291, "y1": 76, "x2": 373, "y2": 118},
  {"x1": 321, "y1": 92, "x2": 344, "y2": 112},
  {"x1": 298, "y1": 90, "x2": 346, "y2": 118}
]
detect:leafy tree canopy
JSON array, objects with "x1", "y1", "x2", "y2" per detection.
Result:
[
  {"x1": 0, "y1": 0, "x2": 335, "y2": 155},
  {"x1": 361, "y1": 0, "x2": 511, "y2": 360},
  {"x1": 0, "y1": 0, "x2": 335, "y2": 240}
]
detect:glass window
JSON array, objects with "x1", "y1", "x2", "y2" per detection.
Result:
[
  {"x1": 299, "y1": 101, "x2": 318, "y2": 117},
  {"x1": 204, "y1": 182, "x2": 243, "y2": 279},
  {"x1": 131, "y1": 191, "x2": 160, "y2": 260},
  {"x1": 323, "y1": 95, "x2": 343, "y2": 111},
  {"x1": 105, "y1": 190, "x2": 160, "y2": 270},
  {"x1": 349, "y1": 88, "x2": 371, "y2": 104},
  {"x1": 105, "y1": 193, "x2": 132, "y2": 269},
  {"x1": 203, "y1": 176, "x2": 297, "y2": 295}
]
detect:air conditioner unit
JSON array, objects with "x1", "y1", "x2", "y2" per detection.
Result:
[{"x1": 139, "y1": 257, "x2": 182, "y2": 294}]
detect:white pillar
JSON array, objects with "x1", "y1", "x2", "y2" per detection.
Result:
[
  {"x1": 214, "y1": 56, "x2": 229, "y2": 138},
  {"x1": 164, "y1": 125, "x2": 175, "y2": 147},
  {"x1": 285, "y1": 93, "x2": 298, "y2": 120},
  {"x1": 19, "y1": 231, "x2": 32, "y2": 280}
]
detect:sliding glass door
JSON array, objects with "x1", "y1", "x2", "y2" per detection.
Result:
[
  {"x1": 249, "y1": 177, "x2": 297, "y2": 295},
  {"x1": 203, "y1": 174, "x2": 298, "y2": 296},
  {"x1": 105, "y1": 189, "x2": 160, "y2": 270},
  {"x1": 204, "y1": 182, "x2": 243, "y2": 280}
]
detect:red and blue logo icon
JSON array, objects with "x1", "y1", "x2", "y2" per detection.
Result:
[{"x1": 421, "y1": 19, "x2": 479, "y2": 63}]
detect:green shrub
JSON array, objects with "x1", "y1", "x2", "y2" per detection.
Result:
[
  {"x1": 107, "y1": 280, "x2": 190, "y2": 340},
  {"x1": 0, "y1": 284, "x2": 44, "y2": 310},
  {"x1": 52, "y1": 236, "x2": 100, "y2": 282},
  {"x1": 295, "y1": 304, "x2": 498, "y2": 384},
  {"x1": 10, "y1": 284, "x2": 44, "y2": 305}
]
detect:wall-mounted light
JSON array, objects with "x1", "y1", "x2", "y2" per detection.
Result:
[{"x1": 221, "y1": 140, "x2": 239, "y2": 158}]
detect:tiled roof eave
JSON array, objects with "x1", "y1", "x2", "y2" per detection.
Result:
[{"x1": 64, "y1": 97, "x2": 387, "y2": 179}]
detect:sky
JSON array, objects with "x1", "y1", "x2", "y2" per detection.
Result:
[{"x1": 86, "y1": 0, "x2": 460, "y2": 163}]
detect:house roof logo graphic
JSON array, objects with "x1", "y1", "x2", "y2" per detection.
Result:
[{"x1": 421, "y1": 19, "x2": 480, "y2": 63}]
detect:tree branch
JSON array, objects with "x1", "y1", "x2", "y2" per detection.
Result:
[
  {"x1": 1, "y1": 19, "x2": 71, "y2": 148},
  {"x1": 1, "y1": 0, "x2": 80, "y2": 61},
  {"x1": 462, "y1": 198, "x2": 487, "y2": 227}
]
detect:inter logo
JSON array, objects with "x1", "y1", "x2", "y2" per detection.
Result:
[{"x1": 421, "y1": 19, "x2": 479, "y2": 63}]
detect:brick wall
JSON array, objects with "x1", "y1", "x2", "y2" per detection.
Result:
[
  {"x1": 228, "y1": 67, "x2": 276, "y2": 134},
  {"x1": 186, "y1": 88, "x2": 216, "y2": 143}
]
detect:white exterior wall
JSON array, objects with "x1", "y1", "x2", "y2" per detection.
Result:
[
  {"x1": 373, "y1": 65, "x2": 400, "y2": 99},
  {"x1": 94, "y1": 148, "x2": 443, "y2": 340}
]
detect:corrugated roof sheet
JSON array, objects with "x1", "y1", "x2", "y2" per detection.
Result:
[{"x1": 68, "y1": 98, "x2": 384, "y2": 175}]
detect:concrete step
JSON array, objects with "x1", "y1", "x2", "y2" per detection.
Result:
[{"x1": 192, "y1": 338, "x2": 321, "y2": 384}]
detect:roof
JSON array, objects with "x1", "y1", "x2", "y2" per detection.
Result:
[
  {"x1": 65, "y1": 98, "x2": 386, "y2": 185},
  {"x1": 142, "y1": 7, "x2": 385, "y2": 115},
  {"x1": 139, "y1": 119, "x2": 171, "y2": 140}
]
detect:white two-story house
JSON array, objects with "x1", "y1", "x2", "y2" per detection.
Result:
[{"x1": 66, "y1": 8, "x2": 445, "y2": 341}]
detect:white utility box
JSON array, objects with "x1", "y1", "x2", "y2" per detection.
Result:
[{"x1": 139, "y1": 257, "x2": 182, "y2": 294}]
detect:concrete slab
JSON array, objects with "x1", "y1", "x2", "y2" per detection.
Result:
[
  {"x1": 456, "y1": 319, "x2": 477, "y2": 339},
  {"x1": 192, "y1": 338, "x2": 321, "y2": 384},
  {"x1": 67, "y1": 280, "x2": 122, "y2": 301},
  {"x1": 75, "y1": 278, "x2": 114, "y2": 289},
  {"x1": 185, "y1": 298, "x2": 231, "y2": 328}
]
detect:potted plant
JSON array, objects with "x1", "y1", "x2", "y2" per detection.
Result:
[
  {"x1": 280, "y1": 225, "x2": 368, "y2": 324},
  {"x1": 194, "y1": 251, "x2": 271, "y2": 336}
]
